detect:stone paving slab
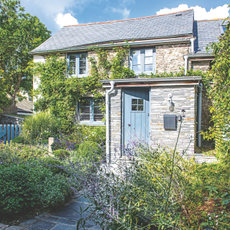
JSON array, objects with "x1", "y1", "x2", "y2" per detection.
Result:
[{"x1": 1, "y1": 195, "x2": 101, "y2": 230}]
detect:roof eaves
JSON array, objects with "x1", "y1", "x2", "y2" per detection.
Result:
[
  {"x1": 100, "y1": 76, "x2": 202, "y2": 85},
  {"x1": 29, "y1": 35, "x2": 192, "y2": 55}
]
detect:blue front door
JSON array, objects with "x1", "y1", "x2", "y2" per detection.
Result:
[{"x1": 123, "y1": 87, "x2": 150, "y2": 147}]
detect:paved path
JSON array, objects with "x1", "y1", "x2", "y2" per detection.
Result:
[{"x1": 0, "y1": 194, "x2": 101, "y2": 230}]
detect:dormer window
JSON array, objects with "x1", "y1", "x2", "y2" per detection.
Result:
[{"x1": 67, "y1": 53, "x2": 88, "y2": 77}]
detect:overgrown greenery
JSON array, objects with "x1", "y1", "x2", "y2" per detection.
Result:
[
  {"x1": 0, "y1": 0, "x2": 51, "y2": 107},
  {"x1": 0, "y1": 142, "x2": 72, "y2": 221},
  {"x1": 20, "y1": 111, "x2": 59, "y2": 144},
  {"x1": 202, "y1": 19, "x2": 230, "y2": 161}
]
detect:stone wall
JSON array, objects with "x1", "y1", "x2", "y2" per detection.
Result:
[
  {"x1": 191, "y1": 60, "x2": 210, "y2": 71},
  {"x1": 108, "y1": 88, "x2": 122, "y2": 162},
  {"x1": 108, "y1": 85, "x2": 197, "y2": 162},
  {"x1": 156, "y1": 44, "x2": 190, "y2": 73},
  {"x1": 150, "y1": 86, "x2": 196, "y2": 155}
]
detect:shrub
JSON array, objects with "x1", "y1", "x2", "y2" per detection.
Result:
[
  {"x1": 51, "y1": 125, "x2": 105, "y2": 151},
  {"x1": 0, "y1": 164, "x2": 39, "y2": 215},
  {"x1": 70, "y1": 142, "x2": 190, "y2": 229},
  {"x1": 42, "y1": 157, "x2": 66, "y2": 175},
  {"x1": 53, "y1": 149, "x2": 70, "y2": 159},
  {"x1": 20, "y1": 111, "x2": 59, "y2": 144},
  {"x1": 76, "y1": 141, "x2": 103, "y2": 161},
  {"x1": 0, "y1": 142, "x2": 45, "y2": 165},
  {"x1": 11, "y1": 136, "x2": 25, "y2": 144},
  {"x1": 0, "y1": 162, "x2": 72, "y2": 218}
]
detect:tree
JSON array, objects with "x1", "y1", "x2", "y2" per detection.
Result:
[
  {"x1": 0, "y1": 0, "x2": 51, "y2": 107},
  {"x1": 203, "y1": 18, "x2": 230, "y2": 161}
]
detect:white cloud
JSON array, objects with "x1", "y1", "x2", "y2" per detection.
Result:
[
  {"x1": 157, "y1": 4, "x2": 229, "y2": 20},
  {"x1": 55, "y1": 13, "x2": 79, "y2": 28},
  {"x1": 112, "y1": 7, "x2": 130, "y2": 19}
]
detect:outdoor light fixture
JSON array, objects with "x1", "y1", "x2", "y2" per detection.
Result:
[{"x1": 168, "y1": 93, "x2": 174, "y2": 112}]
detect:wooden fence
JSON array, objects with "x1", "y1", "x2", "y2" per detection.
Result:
[{"x1": 0, "y1": 124, "x2": 21, "y2": 144}]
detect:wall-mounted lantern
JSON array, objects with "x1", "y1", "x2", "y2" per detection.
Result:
[{"x1": 168, "y1": 93, "x2": 174, "y2": 112}]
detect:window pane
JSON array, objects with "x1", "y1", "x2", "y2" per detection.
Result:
[
  {"x1": 133, "y1": 65, "x2": 141, "y2": 72},
  {"x1": 69, "y1": 55, "x2": 76, "y2": 75},
  {"x1": 132, "y1": 99, "x2": 137, "y2": 105},
  {"x1": 132, "y1": 105, "x2": 137, "y2": 111},
  {"x1": 138, "y1": 105, "x2": 143, "y2": 111},
  {"x1": 80, "y1": 107, "x2": 90, "y2": 113},
  {"x1": 94, "y1": 107, "x2": 102, "y2": 114},
  {"x1": 145, "y1": 57, "x2": 153, "y2": 64},
  {"x1": 79, "y1": 53, "x2": 87, "y2": 75},
  {"x1": 145, "y1": 64, "x2": 153, "y2": 72},
  {"x1": 81, "y1": 99, "x2": 90, "y2": 106},
  {"x1": 138, "y1": 99, "x2": 143, "y2": 105},
  {"x1": 80, "y1": 114, "x2": 90, "y2": 121},
  {"x1": 145, "y1": 49, "x2": 153, "y2": 56},
  {"x1": 80, "y1": 68, "x2": 86, "y2": 74},
  {"x1": 80, "y1": 53, "x2": 86, "y2": 60},
  {"x1": 132, "y1": 50, "x2": 140, "y2": 65},
  {"x1": 94, "y1": 114, "x2": 104, "y2": 121}
]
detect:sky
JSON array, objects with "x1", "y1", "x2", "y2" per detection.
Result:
[{"x1": 20, "y1": 0, "x2": 229, "y2": 35}]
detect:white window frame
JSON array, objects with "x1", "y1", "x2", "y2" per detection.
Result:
[
  {"x1": 130, "y1": 47, "x2": 156, "y2": 75},
  {"x1": 78, "y1": 98, "x2": 105, "y2": 126},
  {"x1": 67, "y1": 53, "x2": 88, "y2": 77}
]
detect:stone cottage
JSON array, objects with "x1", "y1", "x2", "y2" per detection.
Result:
[{"x1": 30, "y1": 9, "x2": 225, "y2": 162}]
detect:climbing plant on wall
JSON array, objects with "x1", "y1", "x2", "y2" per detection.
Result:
[{"x1": 202, "y1": 19, "x2": 230, "y2": 161}]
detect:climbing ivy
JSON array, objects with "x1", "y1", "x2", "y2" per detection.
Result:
[{"x1": 202, "y1": 19, "x2": 230, "y2": 161}]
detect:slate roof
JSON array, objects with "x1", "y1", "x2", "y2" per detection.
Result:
[
  {"x1": 194, "y1": 19, "x2": 224, "y2": 54},
  {"x1": 31, "y1": 9, "x2": 194, "y2": 54}
]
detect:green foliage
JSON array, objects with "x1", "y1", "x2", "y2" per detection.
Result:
[
  {"x1": 42, "y1": 157, "x2": 66, "y2": 175},
  {"x1": 183, "y1": 162, "x2": 230, "y2": 229},
  {"x1": 0, "y1": 0, "x2": 51, "y2": 106},
  {"x1": 0, "y1": 142, "x2": 45, "y2": 165},
  {"x1": 0, "y1": 143, "x2": 72, "y2": 219},
  {"x1": 11, "y1": 136, "x2": 25, "y2": 144},
  {"x1": 53, "y1": 149, "x2": 70, "y2": 159},
  {"x1": 33, "y1": 55, "x2": 83, "y2": 133},
  {"x1": 76, "y1": 141, "x2": 103, "y2": 161},
  {"x1": 20, "y1": 111, "x2": 59, "y2": 144},
  {"x1": 202, "y1": 19, "x2": 230, "y2": 161},
  {"x1": 88, "y1": 45, "x2": 135, "y2": 80},
  {"x1": 0, "y1": 163, "x2": 72, "y2": 217},
  {"x1": 0, "y1": 164, "x2": 39, "y2": 215}
]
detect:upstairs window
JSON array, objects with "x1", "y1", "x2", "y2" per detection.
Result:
[
  {"x1": 68, "y1": 53, "x2": 88, "y2": 77},
  {"x1": 130, "y1": 47, "x2": 156, "y2": 75},
  {"x1": 78, "y1": 98, "x2": 105, "y2": 125}
]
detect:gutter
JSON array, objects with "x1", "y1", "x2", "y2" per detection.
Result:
[
  {"x1": 29, "y1": 36, "x2": 192, "y2": 55},
  {"x1": 106, "y1": 81, "x2": 115, "y2": 164}
]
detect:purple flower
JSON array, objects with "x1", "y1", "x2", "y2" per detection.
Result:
[
  {"x1": 0, "y1": 161, "x2": 3, "y2": 165},
  {"x1": 181, "y1": 109, "x2": 185, "y2": 112}
]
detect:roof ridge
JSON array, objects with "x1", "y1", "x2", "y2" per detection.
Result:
[{"x1": 64, "y1": 9, "x2": 193, "y2": 28}]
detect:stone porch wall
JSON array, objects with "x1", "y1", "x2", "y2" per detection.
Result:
[
  {"x1": 108, "y1": 88, "x2": 122, "y2": 162},
  {"x1": 149, "y1": 86, "x2": 196, "y2": 155}
]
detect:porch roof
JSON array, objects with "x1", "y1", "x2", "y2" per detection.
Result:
[{"x1": 100, "y1": 76, "x2": 202, "y2": 87}]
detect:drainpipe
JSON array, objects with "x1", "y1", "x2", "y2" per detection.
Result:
[
  {"x1": 197, "y1": 83, "x2": 203, "y2": 147},
  {"x1": 184, "y1": 55, "x2": 188, "y2": 75},
  {"x1": 106, "y1": 81, "x2": 115, "y2": 164},
  {"x1": 190, "y1": 37, "x2": 196, "y2": 55}
]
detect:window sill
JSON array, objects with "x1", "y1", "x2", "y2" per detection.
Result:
[{"x1": 79, "y1": 121, "x2": 105, "y2": 126}]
